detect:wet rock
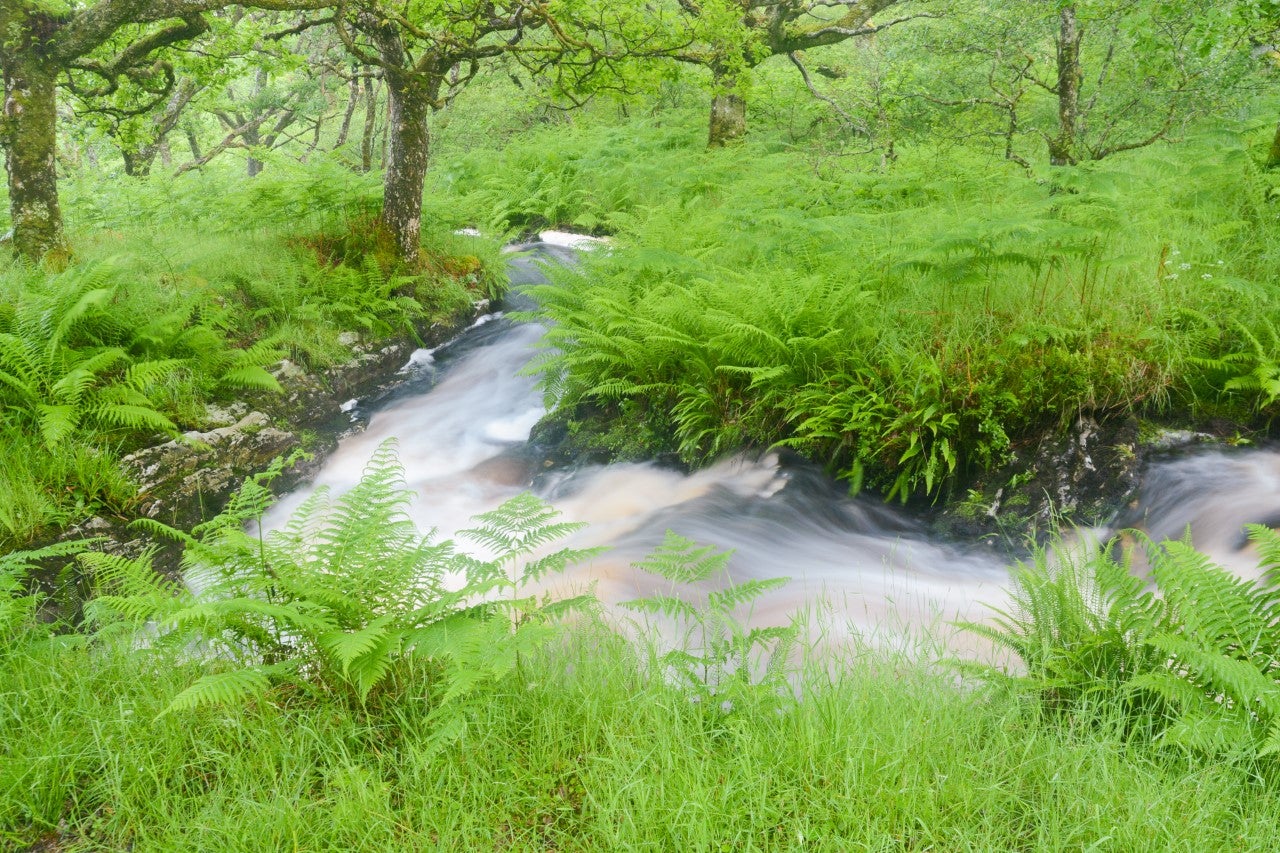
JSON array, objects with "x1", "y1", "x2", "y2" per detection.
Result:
[
  {"x1": 1142, "y1": 427, "x2": 1215, "y2": 453},
  {"x1": 936, "y1": 415, "x2": 1143, "y2": 548}
]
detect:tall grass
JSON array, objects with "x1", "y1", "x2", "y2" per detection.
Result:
[
  {"x1": 7, "y1": 627, "x2": 1280, "y2": 851},
  {"x1": 6, "y1": 448, "x2": 1280, "y2": 849}
]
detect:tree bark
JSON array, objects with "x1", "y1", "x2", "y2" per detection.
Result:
[
  {"x1": 379, "y1": 69, "x2": 437, "y2": 264},
  {"x1": 121, "y1": 148, "x2": 151, "y2": 177},
  {"x1": 1049, "y1": 5, "x2": 1082, "y2": 166},
  {"x1": 707, "y1": 71, "x2": 746, "y2": 147},
  {"x1": 185, "y1": 128, "x2": 203, "y2": 160},
  {"x1": 1, "y1": 54, "x2": 67, "y2": 260},
  {"x1": 335, "y1": 72, "x2": 361, "y2": 149},
  {"x1": 360, "y1": 76, "x2": 378, "y2": 172},
  {"x1": 1267, "y1": 117, "x2": 1280, "y2": 169},
  {"x1": 119, "y1": 78, "x2": 200, "y2": 177}
]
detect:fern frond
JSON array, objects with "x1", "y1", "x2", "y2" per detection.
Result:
[
  {"x1": 632, "y1": 531, "x2": 733, "y2": 584},
  {"x1": 160, "y1": 663, "x2": 295, "y2": 717},
  {"x1": 620, "y1": 593, "x2": 701, "y2": 622},
  {"x1": 320, "y1": 614, "x2": 399, "y2": 676},
  {"x1": 707, "y1": 577, "x2": 791, "y2": 613}
]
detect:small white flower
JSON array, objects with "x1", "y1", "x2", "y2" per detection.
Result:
[
  {"x1": 1216, "y1": 259, "x2": 1225, "y2": 266},
  {"x1": 1202, "y1": 273, "x2": 1213, "y2": 280},
  {"x1": 1166, "y1": 273, "x2": 1179, "y2": 280},
  {"x1": 1171, "y1": 248, "x2": 1181, "y2": 256},
  {"x1": 1179, "y1": 262, "x2": 1192, "y2": 271}
]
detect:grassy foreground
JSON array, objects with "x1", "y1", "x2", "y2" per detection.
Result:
[
  {"x1": 5, "y1": 453, "x2": 1280, "y2": 851},
  {"x1": 5, "y1": 627, "x2": 1279, "y2": 851}
]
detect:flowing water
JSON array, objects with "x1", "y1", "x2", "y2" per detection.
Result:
[{"x1": 261, "y1": 241, "x2": 1280, "y2": 655}]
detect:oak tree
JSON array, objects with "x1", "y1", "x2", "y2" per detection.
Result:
[{"x1": 0, "y1": 0, "x2": 331, "y2": 260}]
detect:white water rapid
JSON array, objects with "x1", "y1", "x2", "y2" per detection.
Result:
[{"x1": 260, "y1": 242, "x2": 1280, "y2": 655}]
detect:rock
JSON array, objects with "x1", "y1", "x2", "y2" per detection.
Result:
[
  {"x1": 936, "y1": 415, "x2": 1142, "y2": 548},
  {"x1": 203, "y1": 402, "x2": 248, "y2": 427},
  {"x1": 1142, "y1": 427, "x2": 1215, "y2": 453},
  {"x1": 121, "y1": 412, "x2": 298, "y2": 528}
]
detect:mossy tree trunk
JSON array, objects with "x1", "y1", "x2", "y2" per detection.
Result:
[
  {"x1": 366, "y1": 19, "x2": 442, "y2": 266},
  {"x1": 708, "y1": 69, "x2": 747, "y2": 147},
  {"x1": 379, "y1": 68, "x2": 438, "y2": 264},
  {"x1": 1, "y1": 52, "x2": 67, "y2": 260},
  {"x1": 1048, "y1": 4, "x2": 1082, "y2": 166},
  {"x1": 1268, "y1": 117, "x2": 1280, "y2": 169}
]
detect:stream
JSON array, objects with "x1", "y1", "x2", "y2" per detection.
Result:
[{"x1": 259, "y1": 240, "x2": 1280, "y2": 654}]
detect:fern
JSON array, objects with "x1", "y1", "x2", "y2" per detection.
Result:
[
  {"x1": 0, "y1": 539, "x2": 91, "y2": 643},
  {"x1": 963, "y1": 528, "x2": 1280, "y2": 758},
  {"x1": 622, "y1": 531, "x2": 798, "y2": 712},
  {"x1": 1191, "y1": 318, "x2": 1280, "y2": 410},
  {"x1": 0, "y1": 267, "x2": 181, "y2": 448},
  {"x1": 97, "y1": 442, "x2": 595, "y2": 715},
  {"x1": 160, "y1": 662, "x2": 298, "y2": 716}
]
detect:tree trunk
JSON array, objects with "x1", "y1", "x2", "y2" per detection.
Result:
[
  {"x1": 708, "y1": 71, "x2": 747, "y2": 147},
  {"x1": 361, "y1": 76, "x2": 378, "y2": 172},
  {"x1": 121, "y1": 148, "x2": 152, "y2": 177},
  {"x1": 379, "y1": 69, "x2": 436, "y2": 265},
  {"x1": 185, "y1": 129, "x2": 203, "y2": 161},
  {"x1": 1049, "y1": 5, "x2": 1082, "y2": 166},
  {"x1": 244, "y1": 123, "x2": 263, "y2": 177},
  {"x1": 1, "y1": 53, "x2": 67, "y2": 260},
  {"x1": 1267, "y1": 117, "x2": 1280, "y2": 169},
  {"x1": 335, "y1": 72, "x2": 361, "y2": 149}
]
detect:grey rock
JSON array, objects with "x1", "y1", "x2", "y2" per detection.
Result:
[
  {"x1": 1143, "y1": 428, "x2": 1215, "y2": 452},
  {"x1": 122, "y1": 412, "x2": 298, "y2": 526}
]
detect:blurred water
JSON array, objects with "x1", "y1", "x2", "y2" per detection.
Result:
[{"x1": 261, "y1": 241, "x2": 1279, "y2": 655}]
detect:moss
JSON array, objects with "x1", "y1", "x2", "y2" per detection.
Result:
[{"x1": 530, "y1": 400, "x2": 680, "y2": 469}]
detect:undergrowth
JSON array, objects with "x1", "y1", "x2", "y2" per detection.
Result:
[
  {"x1": 964, "y1": 527, "x2": 1280, "y2": 761},
  {"x1": 440, "y1": 116, "x2": 1280, "y2": 500},
  {"x1": 0, "y1": 161, "x2": 504, "y2": 549}
]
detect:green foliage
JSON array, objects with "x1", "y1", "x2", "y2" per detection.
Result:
[
  {"x1": 88, "y1": 443, "x2": 600, "y2": 716},
  {"x1": 958, "y1": 545, "x2": 1167, "y2": 717},
  {"x1": 497, "y1": 115, "x2": 1280, "y2": 499},
  {"x1": 0, "y1": 423, "x2": 136, "y2": 548},
  {"x1": 0, "y1": 162, "x2": 507, "y2": 547},
  {"x1": 622, "y1": 531, "x2": 798, "y2": 711},
  {"x1": 963, "y1": 527, "x2": 1280, "y2": 760},
  {"x1": 8, "y1": 567, "x2": 1280, "y2": 849},
  {"x1": 0, "y1": 264, "x2": 180, "y2": 449},
  {"x1": 1191, "y1": 317, "x2": 1280, "y2": 412},
  {"x1": 0, "y1": 539, "x2": 87, "y2": 645}
]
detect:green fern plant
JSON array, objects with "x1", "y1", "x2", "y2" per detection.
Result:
[
  {"x1": 962, "y1": 528, "x2": 1280, "y2": 758},
  {"x1": 87, "y1": 443, "x2": 600, "y2": 717},
  {"x1": 0, "y1": 540, "x2": 89, "y2": 646},
  {"x1": 957, "y1": 544, "x2": 1166, "y2": 718},
  {"x1": 1192, "y1": 318, "x2": 1280, "y2": 411},
  {"x1": 1127, "y1": 529, "x2": 1280, "y2": 756},
  {"x1": 621, "y1": 531, "x2": 799, "y2": 713},
  {"x1": 0, "y1": 266, "x2": 180, "y2": 447}
]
